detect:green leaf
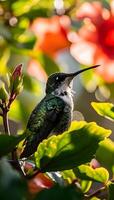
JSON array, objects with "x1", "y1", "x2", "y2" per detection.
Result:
[
  {"x1": 108, "y1": 182, "x2": 114, "y2": 200},
  {"x1": 22, "y1": 7, "x2": 52, "y2": 19},
  {"x1": 80, "y1": 180, "x2": 92, "y2": 193},
  {"x1": 90, "y1": 197, "x2": 100, "y2": 200},
  {"x1": 12, "y1": 0, "x2": 41, "y2": 16},
  {"x1": 91, "y1": 102, "x2": 114, "y2": 121},
  {"x1": 74, "y1": 165, "x2": 109, "y2": 183},
  {"x1": 0, "y1": 134, "x2": 26, "y2": 157},
  {"x1": 61, "y1": 170, "x2": 76, "y2": 184},
  {"x1": 0, "y1": 158, "x2": 27, "y2": 200},
  {"x1": 35, "y1": 121, "x2": 111, "y2": 172},
  {"x1": 0, "y1": 82, "x2": 9, "y2": 102},
  {"x1": 34, "y1": 184, "x2": 84, "y2": 200},
  {"x1": 96, "y1": 139, "x2": 114, "y2": 171},
  {"x1": 0, "y1": 48, "x2": 10, "y2": 75}
]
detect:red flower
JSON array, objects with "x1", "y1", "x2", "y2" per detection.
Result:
[
  {"x1": 31, "y1": 15, "x2": 71, "y2": 57},
  {"x1": 10, "y1": 63, "x2": 23, "y2": 98},
  {"x1": 70, "y1": 1, "x2": 114, "y2": 83},
  {"x1": 28, "y1": 16, "x2": 70, "y2": 80}
]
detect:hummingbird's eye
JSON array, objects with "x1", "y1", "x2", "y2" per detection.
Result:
[{"x1": 55, "y1": 74, "x2": 66, "y2": 83}]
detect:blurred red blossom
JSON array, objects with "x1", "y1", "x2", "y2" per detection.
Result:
[
  {"x1": 31, "y1": 15, "x2": 71, "y2": 57},
  {"x1": 70, "y1": 1, "x2": 114, "y2": 83},
  {"x1": 27, "y1": 15, "x2": 70, "y2": 81},
  {"x1": 28, "y1": 172, "x2": 54, "y2": 194},
  {"x1": 24, "y1": 162, "x2": 54, "y2": 194}
]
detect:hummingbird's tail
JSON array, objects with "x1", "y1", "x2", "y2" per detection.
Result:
[{"x1": 20, "y1": 133, "x2": 40, "y2": 158}]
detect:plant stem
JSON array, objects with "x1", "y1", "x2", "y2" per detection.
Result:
[
  {"x1": 2, "y1": 109, "x2": 10, "y2": 135},
  {"x1": 85, "y1": 186, "x2": 106, "y2": 199},
  {"x1": 2, "y1": 107, "x2": 25, "y2": 177}
]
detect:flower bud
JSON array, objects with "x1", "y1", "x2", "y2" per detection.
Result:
[
  {"x1": 14, "y1": 80, "x2": 23, "y2": 95},
  {"x1": 10, "y1": 64, "x2": 23, "y2": 96},
  {"x1": 0, "y1": 82, "x2": 9, "y2": 102},
  {"x1": 12, "y1": 63, "x2": 22, "y2": 80}
]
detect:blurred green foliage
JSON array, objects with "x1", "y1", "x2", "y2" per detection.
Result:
[{"x1": 0, "y1": 158, "x2": 27, "y2": 200}]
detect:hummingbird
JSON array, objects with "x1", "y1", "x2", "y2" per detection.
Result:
[{"x1": 20, "y1": 65, "x2": 100, "y2": 158}]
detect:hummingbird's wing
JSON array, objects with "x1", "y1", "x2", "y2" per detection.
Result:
[{"x1": 20, "y1": 95, "x2": 65, "y2": 158}]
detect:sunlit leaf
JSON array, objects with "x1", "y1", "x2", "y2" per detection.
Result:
[
  {"x1": 17, "y1": 31, "x2": 36, "y2": 49},
  {"x1": 12, "y1": 0, "x2": 41, "y2": 16},
  {"x1": 35, "y1": 121, "x2": 111, "y2": 172},
  {"x1": 74, "y1": 165, "x2": 109, "y2": 183},
  {"x1": 96, "y1": 139, "x2": 114, "y2": 171},
  {"x1": 0, "y1": 158, "x2": 27, "y2": 200},
  {"x1": 80, "y1": 180, "x2": 92, "y2": 193},
  {"x1": 22, "y1": 8, "x2": 52, "y2": 19},
  {"x1": 61, "y1": 170, "x2": 76, "y2": 184},
  {"x1": 91, "y1": 102, "x2": 114, "y2": 121},
  {"x1": 0, "y1": 134, "x2": 26, "y2": 157},
  {"x1": 90, "y1": 197, "x2": 100, "y2": 200},
  {"x1": 0, "y1": 48, "x2": 10, "y2": 75},
  {"x1": 34, "y1": 184, "x2": 84, "y2": 200}
]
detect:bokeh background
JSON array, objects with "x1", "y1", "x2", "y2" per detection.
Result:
[{"x1": 0, "y1": 0, "x2": 114, "y2": 136}]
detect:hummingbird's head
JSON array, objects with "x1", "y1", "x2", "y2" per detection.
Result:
[{"x1": 46, "y1": 65, "x2": 100, "y2": 95}]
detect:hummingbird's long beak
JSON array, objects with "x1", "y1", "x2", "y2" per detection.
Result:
[
  {"x1": 68, "y1": 65, "x2": 100, "y2": 77},
  {"x1": 66, "y1": 65, "x2": 100, "y2": 85}
]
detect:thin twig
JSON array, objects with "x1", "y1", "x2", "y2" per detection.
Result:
[
  {"x1": 84, "y1": 186, "x2": 106, "y2": 199},
  {"x1": 1, "y1": 101, "x2": 25, "y2": 177},
  {"x1": 2, "y1": 108, "x2": 10, "y2": 135},
  {"x1": 0, "y1": 101, "x2": 10, "y2": 135}
]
